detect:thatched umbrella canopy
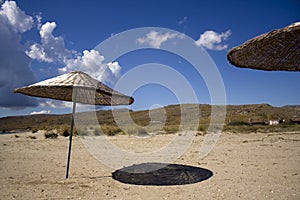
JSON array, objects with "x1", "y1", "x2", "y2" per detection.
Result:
[
  {"x1": 14, "y1": 71, "x2": 134, "y2": 178},
  {"x1": 227, "y1": 22, "x2": 300, "y2": 71},
  {"x1": 14, "y1": 71, "x2": 134, "y2": 105}
]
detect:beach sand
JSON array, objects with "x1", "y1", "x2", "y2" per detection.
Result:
[{"x1": 0, "y1": 131, "x2": 299, "y2": 199}]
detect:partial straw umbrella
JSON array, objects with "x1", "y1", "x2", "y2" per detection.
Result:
[
  {"x1": 14, "y1": 71, "x2": 134, "y2": 178},
  {"x1": 227, "y1": 22, "x2": 300, "y2": 71}
]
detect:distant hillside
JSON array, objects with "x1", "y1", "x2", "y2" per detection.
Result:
[
  {"x1": 0, "y1": 104, "x2": 299, "y2": 134},
  {"x1": 283, "y1": 105, "x2": 300, "y2": 109}
]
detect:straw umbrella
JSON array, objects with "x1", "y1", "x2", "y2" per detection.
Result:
[
  {"x1": 227, "y1": 22, "x2": 300, "y2": 71},
  {"x1": 14, "y1": 71, "x2": 134, "y2": 178}
]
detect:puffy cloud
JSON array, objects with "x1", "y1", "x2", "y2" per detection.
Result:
[
  {"x1": 137, "y1": 31, "x2": 180, "y2": 48},
  {"x1": 27, "y1": 20, "x2": 121, "y2": 85},
  {"x1": 26, "y1": 22, "x2": 72, "y2": 63},
  {"x1": 107, "y1": 62, "x2": 121, "y2": 78},
  {"x1": 0, "y1": 1, "x2": 119, "y2": 111},
  {"x1": 26, "y1": 43, "x2": 53, "y2": 62},
  {"x1": 0, "y1": 1, "x2": 33, "y2": 33},
  {"x1": 0, "y1": 1, "x2": 38, "y2": 108},
  {"x1": 30, "y1": 110, "x2": 51, "y2": 115},
  {"x1": 195, "y1": 30, "x2": 231, "y2": 50},
  {"x1": 60, "y1": 50, "x2": 121, "y2": 84}
]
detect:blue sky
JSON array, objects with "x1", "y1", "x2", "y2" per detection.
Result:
[{"x1": 0, "y1": 0, "x2": 299, "y2": 117}]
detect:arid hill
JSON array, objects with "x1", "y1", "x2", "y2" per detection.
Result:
[{"x1": 0, "y1": 104, "x2": 299, "y2": 134}]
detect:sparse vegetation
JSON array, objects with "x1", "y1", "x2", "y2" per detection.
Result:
[
  {"x1": 198, "y1": 125, "x2": 208, "y2": 133},
  {"x1": 27, "y1": 135, "x2": 37, "y2": 139},
  {"x1": 163, "y1": 125, "x2": 179, "y2": 134},
  {"x1": 227, "y1": 121, "x2": 250, "y2": 126},
  {"x1": 126, "y1": 127, "x2": 148, "y2": 136},
  {"x1": 223, "y1": 123, "x2": 300, "y2": 133},
  {"x1": 101, "y1": 125, "x2": 122, "y2": 136},
  {"x1": 75, "y1": 127, "x2": 88, "y2": 136},
  {"x1": 62, "y1": 129, "x2": 69, "y2": 137},
  {"x1": 0, "y1": 104, "x2": 299, "y2": 135},
  {"x1": 44, "y1": 131, "x2": 58, "y2": 139},
  {"x1": 93, "y1": 127, "x2": 101, "y2": 136},
  {"x1": 56, "y1": 125, "x2": 70, "y2": 137},
  {"x1": 31, "y1": 129, "x2": 39, "y2": 133}
]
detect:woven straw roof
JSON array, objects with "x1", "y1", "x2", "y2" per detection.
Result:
[
  {"x1": 14, "y1": 71, "x2": 134, "y2": 105},
  {"x1": 227, "y1": 22, "x2": 300, "y2": 71}
]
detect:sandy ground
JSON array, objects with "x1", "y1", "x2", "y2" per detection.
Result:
[{"x1": 0, "y1": 130, "x2": 299, "y2": 199}]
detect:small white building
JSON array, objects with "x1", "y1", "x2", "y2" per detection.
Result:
[{"x1": 269, "y1": 120, "x2": 279, "y2": 125}]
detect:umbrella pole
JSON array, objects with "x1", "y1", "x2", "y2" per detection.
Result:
[{"x1": 65, "y1": 100, "x2": 77, "y2": 179}]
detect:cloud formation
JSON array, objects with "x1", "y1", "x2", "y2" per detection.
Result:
[
  {"x1": 0, "y1": 1, "x2": 33, "y2": 33},
  {"x1": 0, "y1": 1, "x2": 38, "y2": 108},
  {"x1": 137, "y1": 31, "x2": 180, "y2": 48},
  {"x1": 60, "y1": 50, "x2": 121, "y2": 84},
  {"x1": 0, "y1": 1, "x2": 231, "y2": 112},
  {"x1": 26, "y1": 22, "x2": 73, "y2": 63},
  {"x1": 30, "y1": 110, "x2": 51, "y2": 115},
  {"x1": 195, "y1": 30, "x2": 231, "y2": 50},
  {"x1": 40, "y1": 100, "x2": 70, "y2": 108},
  {"x1": 0, "y1": 1, "x2": 122, "y2": 110},
  {"x1": 40, "y1": 99, "x2": 99, "y2": 111},
  {"x1": 26, "y1": 18, "x2": 121, "y2": 86}
]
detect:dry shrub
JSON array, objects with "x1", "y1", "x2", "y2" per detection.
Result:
[
  {"x1": 101, "y1": 125, "x2": 122, "y2": 136},
  {"x1": 44, "y1": 131, "x2": 58, "y2": 139},
  {"x1": 62, "y1": 129, "x2": 70, "y2": 137},
  {"x1": 93, "y1": 127, "x2": 101, "y2": 136},
  {"x1": 163, "y1": 125, "x2": 179, "y2": 134},
  {"x1": 126, "y1": 127, "x2": 148, "y2": 136},
  {"x1": 31, "y1": 129, "x2": 39, "y2": 133}
]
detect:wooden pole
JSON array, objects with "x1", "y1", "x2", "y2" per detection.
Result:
[{"x1": 65, "y1": 94, "x2": 77, "y2": 179}]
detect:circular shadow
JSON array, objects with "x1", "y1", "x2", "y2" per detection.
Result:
[{"x1": 112, "y1": 163, "x2": 213, "y2": 186}]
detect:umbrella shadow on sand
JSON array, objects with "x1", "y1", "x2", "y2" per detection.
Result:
[{"x1": 112, "y1": 163, "x2": 213, "y2": 186}]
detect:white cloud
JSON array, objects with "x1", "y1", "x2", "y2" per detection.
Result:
[
  {"x1": 26, "y1": 20, "x2": 121, "y2": 85},
  {"x1": 35, "y1": 13, "x2": 42, "y2": 29},
  {"x1": 0, "y1": 1, "x2": 39, "y2": 108},
  {"x1": 0, "y1": 1, "x2": 120, "y2": 110},
  {"x1": 40, "y1": 100, "x2": 70, "y2": 108},
  {"x1": 195, "y1": 30, "x2": 231, "y2": 50},
  {"x1": 108, "y1": 62, "x2": 121, "y2": 77},
  {"x1": 26, "y1": 43, "x2": 53, "y2": 62},
  {"x1": 0, "y1": 1, "x2": 33, "y2": 33},
  {"x1": 60, "y1": 49, "x2": 121, "y2": 84},
  {"x1": 26, "y1": 21, "x2": 72, "y2": 63},
  {"x1": 137, "y1": 31, "x2": 180, "y2": 48},
  {"x1": 30, "y1": 110, "x2": 51, "y2": 115},
  {"x1": 39, "y1": 100, "x2": 99, "y2": 112}
]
